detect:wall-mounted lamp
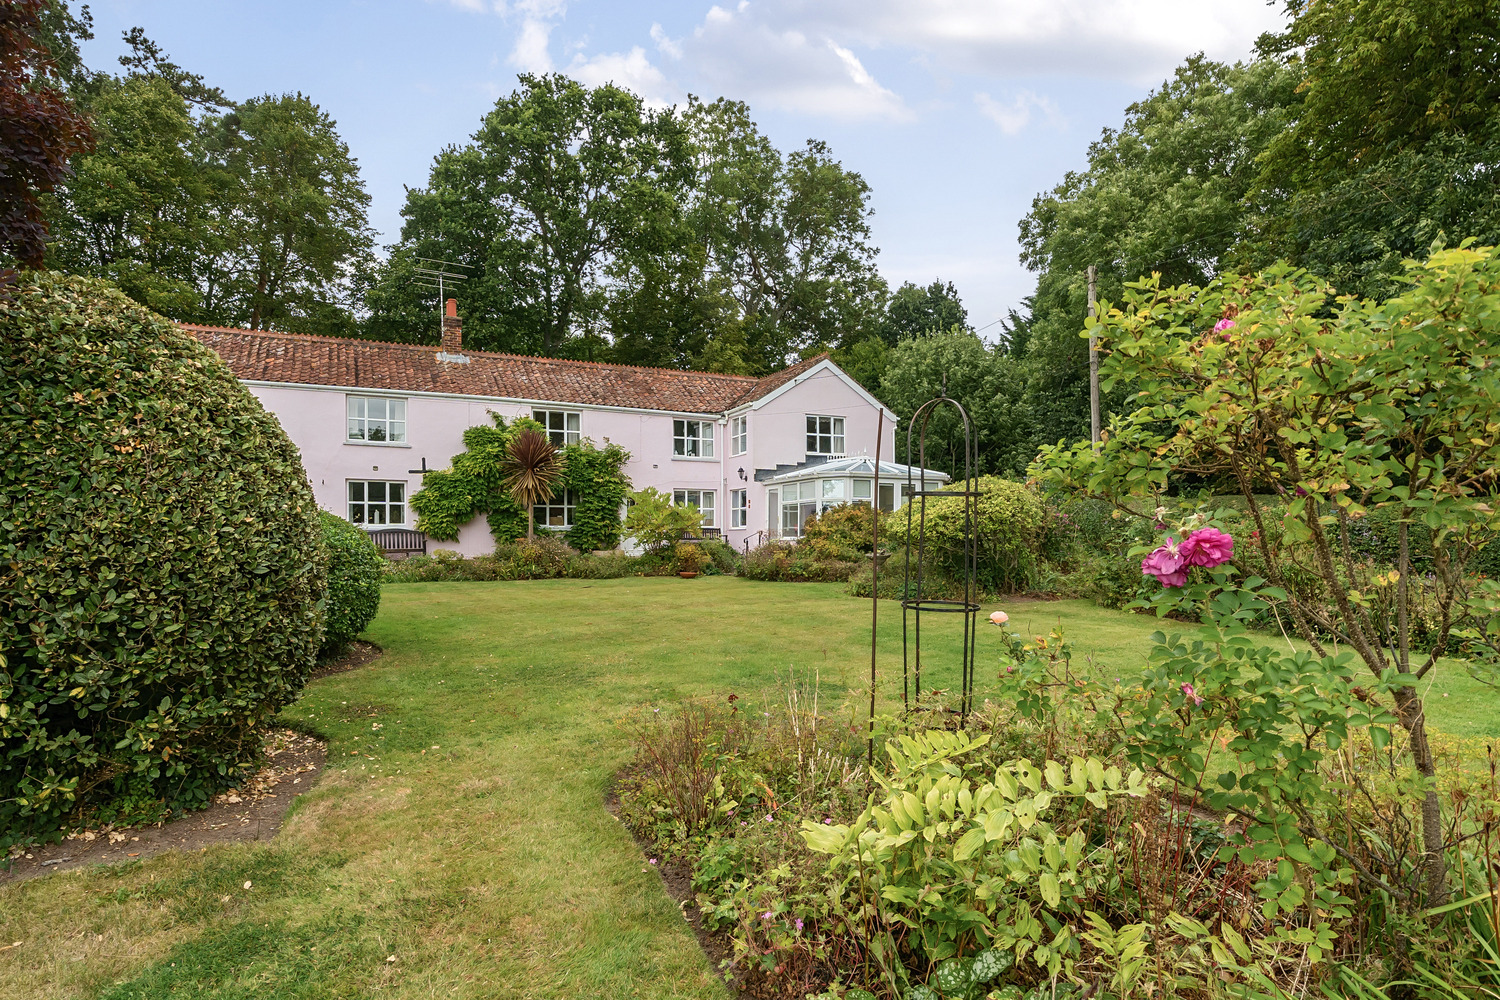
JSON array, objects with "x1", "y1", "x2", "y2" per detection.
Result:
[{"x1": 737, "y1": 467, "x2": 747, "y2": 481}]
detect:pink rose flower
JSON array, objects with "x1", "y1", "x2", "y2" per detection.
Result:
[
  {"x1": 1141, "y1": 539, "x2": 1189, "y2": 587},
  {"x1": 1181, "y1": 682, "x2": 1204, "y2": 707},
  {"x1": 1213, "y1": 318, "x2": 1236, "y2": 340},
  {"x1": 1179, "y1": 527, "x2": 1234, "y2": 568},
  {"x1": 989, "y1": 611, "x2": 1009, "y2": 626}
]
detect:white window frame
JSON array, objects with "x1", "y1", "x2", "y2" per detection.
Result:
[
  {"x1": 853, "y1": 479, "x2": 873, "y2": 501},
  {"x1": 730, "y1": 489, "x2": 748, "y2": 528},
  {"x1": 805, "y1": 415, "x2": 844, "y2": 457},
  {"x1": 673, "y1": 489, "x2": 716, "y2": 527},
  {"x1": 346, "y1": 395, "x2": 407, "y2": 444},
  {"x1": 673, "y1": 419, "x2": 715, "y2": 459},
  {"x1": 730, "y1": 415, "x2": 748, "y2": 456},
  {"x1": 534, "y1": 489, "x2": 577, "y2": 530},
  {"x1": 348, "y1": 480, "x2": 408, "y2": 526},
  {"x1": 779, "y1": 480, "x2": 818, "y2": 539},
  {"x1": 533, "y1": 409, "x2": 581, "y2": 447}
]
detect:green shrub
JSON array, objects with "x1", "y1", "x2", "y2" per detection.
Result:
[
  {"x1": 845, "y1": 555, "x2": 970, "y2": 601},
  {"x1": 561, "y1": 552, "x2": 640, "y2": 579},
  {"x1": 800, "y1": 503, "x2": 878, "y2": 562},
  {"x1": 623, "y1": 487, "x2": 702, "y2": 553},
  {"x1": 673, "y1": 541, "x2": 709, "y2": 574},
  {"x1": 317, "y1": 512, "x2": 383, "y2": 659},
  {"x1": 739, "y1": 541, "x2": 860, "y2": 583},
  {"x1": 382, "y1": 550, "x2": 498, "y2": 582},
  {"x1": 0, "y1": 272, "x2": 327, "y2": 844},
  {"x1": 499, "y1": 535, "x2": 575, "y2": 578},
  {"x1": 886, "y1": 477, "x2": 1045, "y2": 594},
  {"x1": 700, "y1": 539, "x2": 738, "y2": 576}
]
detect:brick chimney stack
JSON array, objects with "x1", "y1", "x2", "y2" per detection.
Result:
[{"x1": 441, "y1": 298, "x2": 462, "y2": 353}]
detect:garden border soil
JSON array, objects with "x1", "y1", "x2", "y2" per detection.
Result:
[
  {"x1": 604, "y1": 782, "x2": 754, "y2": 1000},
  {"x1": 1, "y1": 642, "x2": 383, "y2": 885},
  {"x1": 0, "y1": 729, "x2": 326, "y2": 885}
]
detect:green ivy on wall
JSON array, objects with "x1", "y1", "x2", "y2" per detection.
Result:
[
  {"x1": 410, "y1": 414, "x2": 631, "y2": 551},
  {"x1": 560, "y1": 441, "x2": 631, "y2": 551}
]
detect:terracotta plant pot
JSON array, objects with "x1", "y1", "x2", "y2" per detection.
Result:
[{"x1": 678, "y1": 571, "x2": 699, "y2": 579}]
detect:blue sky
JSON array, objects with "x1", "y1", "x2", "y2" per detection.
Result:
[{"x1": 76, "y1": 0, "x2": 1286, "y2": 336}]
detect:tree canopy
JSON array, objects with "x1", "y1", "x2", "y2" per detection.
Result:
[
  {"x1": 1, "y1": 0, "x2": 92, "y2": 268},
  {"x1": 40, "y1": 16, "x2": 373, "y2": 333}
]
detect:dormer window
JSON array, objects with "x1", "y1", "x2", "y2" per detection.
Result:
[
  {"x1": 347, "y1": 396, "x2": 407, "y2": 443},
  {"x1": 806, "y1": 415, "x2": 844, "y2": 457}
]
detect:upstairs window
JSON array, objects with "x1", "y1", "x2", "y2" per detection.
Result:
[
  {"x1": 730, "y1": 415, "x2": 748, "y2": 456},
  {"x1": 347, "y1": 396, "x2": 407, "y2": 443},
  {"x1": 806, "y1": 415, "x2": 844, "y2": 456},
  {"x1": 348, "y1": 480, "x2": 406, "y2": 525},
  {"x1": 673, "y1": 419, "x2": 714, "y2": 458},
  {"x1": 533, "y1": 409, "x2": 580, "y2": 447},
  {"x1": 673, "y1": 489, "x2": 716, "y2": 527}
]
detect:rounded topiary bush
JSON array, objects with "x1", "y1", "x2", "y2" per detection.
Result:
[
  {"x1": 0, "y1": 272, "x2": 327, "y2": 844},
  {"x1": 885, "y1": 476, "x2": 1045, "y2": 594},
  {"x1": 317, "y1": 512, "x2": 384, "y2": 659}
]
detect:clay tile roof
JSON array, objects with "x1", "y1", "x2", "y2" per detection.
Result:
[
  {"x1": 181, "y1": 324, "x2": 780, "y2": 414},
  {"x1": 729, "y1": 352, "x2": 830, "y2": 408}
]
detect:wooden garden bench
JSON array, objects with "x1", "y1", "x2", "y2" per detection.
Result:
[{"x1": 368, "y1": 528, "x2": 427, "y2": 559}]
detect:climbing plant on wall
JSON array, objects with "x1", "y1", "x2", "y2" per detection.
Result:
[
  {"x1": 560, "y1": 439, "x2": 631, "y2": 551},
  {"x1": 410, "y1": 413, "x2": 631, "y2": 550}
]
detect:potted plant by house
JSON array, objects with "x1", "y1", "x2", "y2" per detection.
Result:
[{"x1": 674, "y1": 541, "x2": 708, "y2": 578}]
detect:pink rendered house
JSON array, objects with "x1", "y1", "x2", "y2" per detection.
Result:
[{"x1": 184, "y1": 301, "x2": 945, "y2": 556}]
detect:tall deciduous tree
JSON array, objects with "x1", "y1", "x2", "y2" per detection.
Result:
[
  {"x1": 376, "y1": 74, "x2": 692, "y2": 357},
  {"x1": 684, "y1": 97, "x2": 886, "y2": 371},
  {"x1": 1015, "y1": 54, "x2": 1300, "y2": 454},
  {"x1": 878, "y1": 328, "x2": 1031, "y2": 478},
  {"x1": 46, "y1": 76, "x2": 217, "y2": 316},
  {"x1": 1252, "y1": 0, "x2": 1500, "y2": 298},
  {"x1": 208, "y1": 93, "x2": 374, "y2": 333},
  {"x1": 0, "y1": 0, "x2": 92, "y2": 268},
  {"x1": 878, "y1": 280, "x2": 968, "y2": 344}
]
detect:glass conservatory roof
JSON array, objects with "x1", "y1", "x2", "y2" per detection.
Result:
[{"x1": 762, "y1": 457, "x2": 951, "y2": 486}]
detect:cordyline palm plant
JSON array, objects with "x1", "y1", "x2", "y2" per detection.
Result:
[{"x1": 502, "y1": 428, "x2": 564, "y2": 540}]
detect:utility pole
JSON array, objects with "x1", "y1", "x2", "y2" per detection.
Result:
[{"x1": 1087, "y1": 265, "x2": 1100, "y2": 451}]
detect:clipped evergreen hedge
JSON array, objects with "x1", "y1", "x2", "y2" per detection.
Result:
[
  {"x1": 0, "y1": 273, "x2": 327, "y2": 844},
  {"x1": 317, "y1": 512, "x2": 383, "y2": 659}
]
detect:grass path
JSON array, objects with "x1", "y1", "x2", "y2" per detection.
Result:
[{"x1": 1, "y1": 580, "x2": 1493, "y2": 999}]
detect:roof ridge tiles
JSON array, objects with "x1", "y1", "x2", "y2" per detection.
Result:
[{"x1": 177, "y1": 323, "x2": 762, "y2": 383}]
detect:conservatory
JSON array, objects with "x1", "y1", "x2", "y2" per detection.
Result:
[{"x1": 762, "y1": 457, "x2": 951, "y2": 539}]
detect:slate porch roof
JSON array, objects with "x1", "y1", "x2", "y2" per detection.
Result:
[{"x1": 182, "y1": 324, "x2": 831, "y2": 416}]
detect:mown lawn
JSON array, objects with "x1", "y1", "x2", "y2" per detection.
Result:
[{"x1": 1, "y1": 579, "x2": 1494, "y2": 999}]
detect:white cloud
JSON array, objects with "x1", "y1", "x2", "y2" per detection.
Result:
[
  {"x1": 567, "y1": 47, "x2": 679, "y2": 107},
  {"x1": 974, "y1": 90, "x2": 1061, "y2": 135},
  {"x1": 772, "y1": 0, "x2": 1286, "y2": 84},
  {"x1": 682, "y1": 4, "x2": 913, "y2": 121},
  {"x1": 649, "y1": 23, "x2": 683, "y2": 60},
  {"x1": 508, "y1": 17, "x2": 555, "y2": 72},
  {"x1": 495, "y1": 0, "x2": 567, "y2": 74}
]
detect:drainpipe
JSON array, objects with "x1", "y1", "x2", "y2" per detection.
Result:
[{"x1": 718, "y1": 414, "x2": 728, "y2": 542}]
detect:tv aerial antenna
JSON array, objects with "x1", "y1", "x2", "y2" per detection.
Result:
[{"x1": 412, "y1": 257, "x2": 473, "y2": 336}]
